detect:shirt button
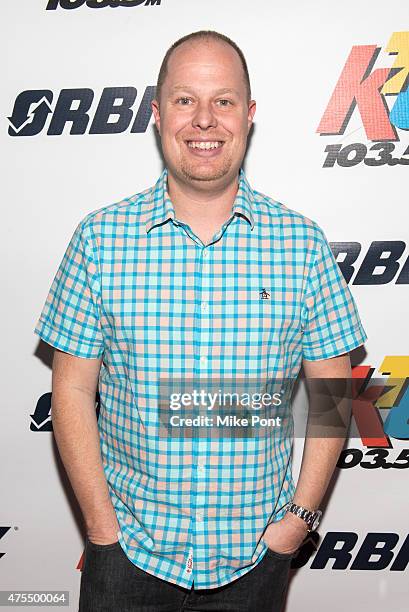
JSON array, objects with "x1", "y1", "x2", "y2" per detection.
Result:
[
  {"x1": 196, "y1": 511, "x2": 204, "y2": 521},
  {"x1": 200, "y1": 355, "x2": 207, "y2": 365},
  {"x1": 197, "y1": 462, "x2": 205, "y2": 471},
  {"x1": 203, "y1": 250, "x2": 208, "y2": 258},
  {"x1": 201, "y1": 302, "x2": 208, "y2": 312}
]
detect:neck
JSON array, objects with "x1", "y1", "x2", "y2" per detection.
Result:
[{"x1": 166, "y1": 169, "x2": 240, "y2": 224}]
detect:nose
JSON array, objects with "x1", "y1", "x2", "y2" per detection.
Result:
[{"x1": 192, "y1": 100, "x2": 218, "y2": 130}]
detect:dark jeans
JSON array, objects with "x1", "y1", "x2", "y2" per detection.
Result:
[{"x1": 79, "y1": 537, "x2": 293, "y2": 611}]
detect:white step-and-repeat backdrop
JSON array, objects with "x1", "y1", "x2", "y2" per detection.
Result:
[{"x1": 2, "y1": 1, "x2": 408, "y2": 610}]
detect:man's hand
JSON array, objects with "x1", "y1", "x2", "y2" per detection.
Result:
[{"x1": 262, "y1": 511, "x2": 309, "y2": 555}]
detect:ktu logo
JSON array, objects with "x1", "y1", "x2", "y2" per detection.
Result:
[{"x1": 318, "y1": 31, "x2": 409, "y2": 141}]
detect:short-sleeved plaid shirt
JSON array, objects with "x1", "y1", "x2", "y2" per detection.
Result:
[{"x1": 34, "y1": 168, "x2": 367, "y2": 589}]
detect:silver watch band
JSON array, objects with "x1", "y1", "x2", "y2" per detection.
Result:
[{"x1": 285, "y1": 502, "x2": 321, "y2": 531}]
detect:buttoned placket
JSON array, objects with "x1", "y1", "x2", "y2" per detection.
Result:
[{"x1": 172, "y1": 214, "x2": 238, "y2": 582}]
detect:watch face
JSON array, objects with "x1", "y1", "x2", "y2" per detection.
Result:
[{"x1": 311, "y1": 511, "x2": 322, "y2": 531}]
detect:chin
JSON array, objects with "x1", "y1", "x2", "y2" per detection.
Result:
[
  {"x1": 179, "y1": 160, "x2": 233, "y2": 183},
  {"x1": 182, "y1": 168, "x2": 230, "y2": 183}
]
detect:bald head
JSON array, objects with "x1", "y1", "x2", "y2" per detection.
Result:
[{"x1": 155, "y1": 30, "x2": 251, "y2": 107}]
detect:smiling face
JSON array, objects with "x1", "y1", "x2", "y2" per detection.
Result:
[{"x1": 151, "y1": 38, "x2": 256, "y2": 191}]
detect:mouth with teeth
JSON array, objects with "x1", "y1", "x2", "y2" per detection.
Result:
[{"x1": 185, "y1": 140, "x2": 225, "y2": 157}]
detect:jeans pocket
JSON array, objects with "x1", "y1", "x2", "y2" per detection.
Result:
[
  {"x1": 263, "y1": 544, "x2": 295, "y2": 561},
  {"x1": 266, "y1": 548, "x2": 295, "y2": 561},
  {"x1": 86, "y1": 537, "x2": 121, "y2": 552}
]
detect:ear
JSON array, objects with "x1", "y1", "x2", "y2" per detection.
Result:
[
  {"x1": 151, "y1": 98, "x2": 161, "y2": 134},
  {"x1": 247, "y1": 99, "x2": 256, "y2": 132}
]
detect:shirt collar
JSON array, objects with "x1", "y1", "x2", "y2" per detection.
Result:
[{"x1": 144, "y1": 168, "x2": 255, "y2": 234}]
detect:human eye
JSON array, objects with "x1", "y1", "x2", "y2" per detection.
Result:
[
  {"x1": 176, "y1": 97, "x2": 193, "y2": 105},
  {"x1": 217, "y1": 99, "x2": 233, "y2": 107}
]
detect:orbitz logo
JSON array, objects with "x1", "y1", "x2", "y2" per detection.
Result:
[
  {"x1": 331, "y1": 241, "x2": 409, "y2": 285},
  {"x1": 317, "y1": 31, "x2": 409, "y2": 168},
  {"x1": 7, "y1": 86, "x2": 155, "y2": 137}
]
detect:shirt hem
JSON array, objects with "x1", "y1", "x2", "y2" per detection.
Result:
[
  {"x1": 34, "y1": 318, "x2": 104, "y2": 359},
  {"x1": 302, "y1": 324, "x2": 367, "y2": 361},
  {"x1": 116, "y1": 532, "x2": 270, "y2": 590}
]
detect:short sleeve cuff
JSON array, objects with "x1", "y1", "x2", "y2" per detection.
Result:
[
  {"x1": 302, "y1": 321, "x2": 367, "y2": 361},
  {"x1": 34, "y1": 318, "x2": 104, "y2": 359}
]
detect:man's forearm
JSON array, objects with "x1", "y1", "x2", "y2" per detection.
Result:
[
  {"x1": 292, "y1": 433, "x2": 347, "y2": 511},
  {"x1": 51, "y1": 384, "x2": 119, "y2": 537},
  {"x1": 294, "y1": 355, "x2": 353, "y2": 511}
]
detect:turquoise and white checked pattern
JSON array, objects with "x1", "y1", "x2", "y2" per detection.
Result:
[{"x1": 34, "y1": 168, "x2": 367, "y2": 589}]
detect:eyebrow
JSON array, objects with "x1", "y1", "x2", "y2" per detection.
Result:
[{"x1": 169, "y1": 86, "x2": 240, "y2": 96}]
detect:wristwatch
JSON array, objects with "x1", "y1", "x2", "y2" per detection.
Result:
[{"x1": 284, "y1": 502, "x2": 322, "y2": 532}]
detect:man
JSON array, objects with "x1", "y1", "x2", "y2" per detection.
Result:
[{"x1": 34, "y1": 30, "x2": 367, "y2": 611}]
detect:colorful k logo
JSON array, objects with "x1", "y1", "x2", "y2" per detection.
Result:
[{"x1": 317, "y1": 32, "x2": 409, "y2": 141}]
